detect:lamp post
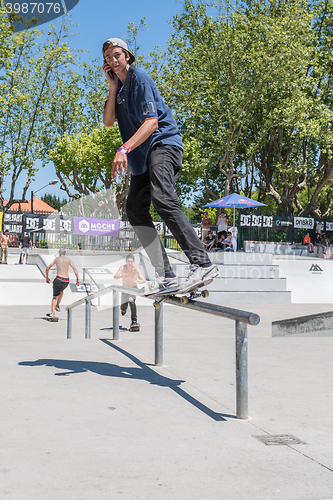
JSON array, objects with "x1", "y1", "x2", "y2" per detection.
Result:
[{"x1": 30, "y1": 179, "x2": 58, "y2": 214}]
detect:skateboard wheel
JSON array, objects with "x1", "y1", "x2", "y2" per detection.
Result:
[
  {"x1": 153, "y1": 301, "x2": 160, "y2": 309},
  {"x1": 202, "y1": 290, "x2": 209, "y2": 298},
  {"x1": 180, "y1": 296, "x2": 188, "y2": 304}
]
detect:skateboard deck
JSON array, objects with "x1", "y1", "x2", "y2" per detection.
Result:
[
  {"x1": 46, "y1": 315, "x2": 59, "y2": 322},
  {"x1": 149, "y1": 279, "x2": 213, "y2": 309}
]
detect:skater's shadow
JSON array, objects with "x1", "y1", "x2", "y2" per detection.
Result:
[{"x1": 19, "y1": 339, "x2": 235, "y2": 421}]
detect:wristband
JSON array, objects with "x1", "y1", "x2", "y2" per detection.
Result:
[
  {"x1": 117, "y1": 147, "x2": 128, "y2": 155},
  {"x1": 117, "y1": 143, "x2": 131, "y2": 155}
]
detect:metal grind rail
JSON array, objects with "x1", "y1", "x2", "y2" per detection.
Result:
[{"x1": 66, "y1": 284, "x2": 260, "y2": 419}]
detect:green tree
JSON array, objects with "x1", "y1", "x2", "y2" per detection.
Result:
[
  {"x1": 49, "y1": 124, "x2": 129, "y2": 212},
  {"x1": 41, "y1": 193, "x2": 67, "y2": 211},
  {"x1": 0, "y1": 17, "x2": 79, "y2": 211},
  {"x1": 150, "y1": 0, "x2": 333, "y2": 216}
]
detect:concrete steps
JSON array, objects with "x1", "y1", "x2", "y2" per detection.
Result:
[{"x1": 169, "y1": 250, "x2": 291, "y2": 304}]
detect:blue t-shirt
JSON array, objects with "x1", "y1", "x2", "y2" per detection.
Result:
[{"x1": 115, "y1": 65, "x2": 183, "y2": 176}]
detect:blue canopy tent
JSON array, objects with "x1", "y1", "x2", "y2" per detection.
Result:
[{"x1": 204, "y1": 193, "x2": 267, "y2": 232}]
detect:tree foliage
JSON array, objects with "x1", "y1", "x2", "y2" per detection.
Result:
[
  {"x1": 0, "y1": 16, "x2": 79, "y2": 210},
  {"x1": 41, "y1": 193, "x2": 67, "y2": 211},
  {"x1": 151, "y1": 0, "x2": 333, "y2": 216}
]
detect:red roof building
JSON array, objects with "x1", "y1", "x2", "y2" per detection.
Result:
[{"x1": 3, "y1": 196, "x2": 57, "y2": 213}]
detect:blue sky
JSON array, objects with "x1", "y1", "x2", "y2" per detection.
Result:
[{"x1": 5, "y1": 0, "x2": 183, "y2": 202}]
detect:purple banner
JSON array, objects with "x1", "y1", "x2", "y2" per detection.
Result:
[{"x1": 73, "y1": 217, "x2": 119, "y2": 236}]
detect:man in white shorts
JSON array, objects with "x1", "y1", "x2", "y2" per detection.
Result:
[{"x1": 20, "y1": 232, "x2": 32, "y2": 264}]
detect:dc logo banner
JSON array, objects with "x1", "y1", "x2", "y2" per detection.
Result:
[
  {"x1": 59, "y1": 217, "x2": 72, "y2": 233},
  {"x1": 24, "y1": 215, "x2": 41, "y2": 231},
  {"x1": 5, "y1": 1, "x2": 80, "y2": 33},
  {"x1": 43, "y1": 218, "x2": 56, "y2": 231}
]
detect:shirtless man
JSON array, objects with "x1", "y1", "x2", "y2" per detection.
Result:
[
  {"x1": 114, "y1": 254, "x2": 146, "y2": 330},
  {"x1": 45, "y1": 248, "x2": 80, "y2": 317},
  {"x1": 0, "y1": 230, "x2": 10, "y2": 264}
]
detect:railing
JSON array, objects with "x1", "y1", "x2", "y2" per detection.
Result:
[{"x1": 65, "y1": 284, "x2": 260, "y2": 420}]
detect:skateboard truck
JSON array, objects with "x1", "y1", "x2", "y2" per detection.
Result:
[{"x1": 153, "y1": 288, "x2": 210, "y2": 309}]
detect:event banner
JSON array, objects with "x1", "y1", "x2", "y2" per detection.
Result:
[
  {"x1": 2, "y1": 213, "x2": 24, "y2": 234},
  {"x1": 73, "y1": 217, "x2": 119, "y2": 236},
  {"x1": 118, "y1": 220, "x2": 136, "y2": 240},
  {"x1": 24, "y1": 215, "x2": 73, "y2": 234},
  {"x1": 240, "y1": 214, "x2": 274, "y2": 228}
]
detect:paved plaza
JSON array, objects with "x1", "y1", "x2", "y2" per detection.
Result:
[{"x1": 0, "y1": 254, "x2": 333, "y2": 499}]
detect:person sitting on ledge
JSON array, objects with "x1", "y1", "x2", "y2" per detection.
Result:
[
  {"x1": 216, "y1": 230, "x2": 228, "y2": 251},
  {"x1": 303, "y1": 232, "x2": 314, "y2": 253},
  {"x1": 224, "y1": 231, "x2": 237, "y2": 252},
  {"x1": 202, "y1": 231, "x2": 216, "y2": 251}
]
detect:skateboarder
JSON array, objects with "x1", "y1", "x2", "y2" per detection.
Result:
[
  {"x1": 45, "y1": 249, "x2": 80, "y2": 319},
  {"x1": 114, "y1": 253, "x2": 146, "y2": 330},
  {"x1": 102, "y1": 38, "x2": 218, "y2": 295}
]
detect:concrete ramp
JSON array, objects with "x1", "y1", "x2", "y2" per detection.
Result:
[{"x1": 272, "y1": 310, "x2": 333, "y2": 336}]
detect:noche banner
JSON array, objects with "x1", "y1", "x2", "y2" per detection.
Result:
[{"x1": 73, "y1": 217, "x2": 119, "y2": 236}]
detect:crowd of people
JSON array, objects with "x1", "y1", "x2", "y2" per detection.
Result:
[
  {"x1": 302, "y1": 221, "x2": 331, "y2": 255},
  {"x1": 201, "y1": 211, "x2": 237, "y2": 252}
]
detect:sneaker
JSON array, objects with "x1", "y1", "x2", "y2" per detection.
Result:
[
  {"x1": 121, "y1": 308, "x2": 126, "y2": 316},
  {"x1": 55, "y1": 305, "x2": 60, "y2": 312},
  {"x1": 144, "y1": 274, "x2": 179, "y2": 295},
  {"x1": 46, "y1": 313, "x2": 55, "y2": 318},
  {"x1": 179, "y1": 263, "x2": 218, "y2": 292}
]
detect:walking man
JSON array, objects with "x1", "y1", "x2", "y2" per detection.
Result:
[
  {"x1": 114, "y1": 253, "x2": 146, "y2": 330},
  {"x1": 45, "y1": 249, "x2": 80, "y2": 318},
  {"x1": 20, "y1": 232, "x2": 32, "y2": 264},
  {"x1": 102, "y1": 38, "x2": 218, "y2": 295}
]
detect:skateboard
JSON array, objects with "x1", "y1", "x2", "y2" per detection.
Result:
[
  {"x1": 46, "y1": 314, "x2": 59, "y2": 322},
  {"x1": 149, "y1": 279, "x2": 212, "y2": 309},
  {"x1": 129, "y1": 322, "x2": 140, "y2": 332}
]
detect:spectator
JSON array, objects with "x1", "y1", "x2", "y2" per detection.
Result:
[
  {"x1": 315, "y1": 221, "x2": 324, "y2": 235},
  {"x1": 216, "y1": 230, "x2": 228, "y2": 251},
  {"x1": 314, "y1": 233, "x2": 324, "y2": 254},
  {"x1": 303, "y1": 232, "x2": 314, "y2": 253},
  {"x1": 202, "y1": 231, "x2": 216, "y2": 251},
  {"x1": 217, "y1": 211, "x2": 228, "y2": 240},
  {"x1": 322, "y1": 233, "x2": 330, "y2": 247},
  {"x1": 0, "y1": 230, "x2": 9, "y2": 264},
  {"x1": 224, "y1": 231, "x2": 237, "y2": 252},
  {"x1": 20, "y1": 232, "x2": 32, "y2": 264},
  {"x1": 201, "y1": 211, "x2": 212, "y2": 242}
]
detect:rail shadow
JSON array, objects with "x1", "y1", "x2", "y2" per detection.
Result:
[{"x1": 19, "y1": 340, "x2": 235, "y2": 421}]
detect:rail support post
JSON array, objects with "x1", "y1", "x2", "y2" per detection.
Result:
[
  {"x1": 235, "y1": 320, "x2": 248, "y2": 419},
  {"x1": 154, "y1": 303, "x2": 163, "y2": 366},
  {"x1": 113, "y1": 290, "x2": 120, "y2": 340},
  {"x1": 85, "y1": 299, "x2": 91, "y2": 339},
  {"x1": 67, "y1": 308, "x2": 72, "y2": 339}
]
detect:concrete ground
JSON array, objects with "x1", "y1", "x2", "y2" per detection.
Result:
[{"x1": 1, "y1": 296, "x2": 333, "y2": 499}]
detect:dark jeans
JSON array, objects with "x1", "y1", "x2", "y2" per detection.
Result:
[
  {"x1": 121, "y1": 289, "x2": 137, "y2": 323},
  {"x1": 126, "y1": 144, "x2": 211, "y2": 277}
]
